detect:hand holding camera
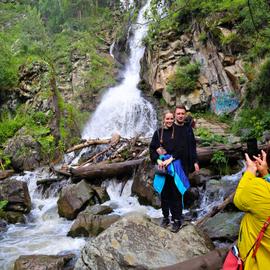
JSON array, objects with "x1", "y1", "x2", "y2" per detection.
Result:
[{"x1": 245, "y1": 150, "x2": 269, "y2": 177}]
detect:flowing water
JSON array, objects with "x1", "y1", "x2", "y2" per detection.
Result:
[
  {"x1": 82, "y1": 0, "x2": 157, "y2": 139},
  {"x1": 0, "y1": 169, "x2": 85, "y2": 270}
]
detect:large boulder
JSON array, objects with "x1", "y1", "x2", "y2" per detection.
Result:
[
  {"x1": 0, "y1": 179, "x2": 31, "y2": 213},
  {"x1": 75, "y1": 213, "x2": 213, "y2": 270},
  {"x1": 201, "y1": 211, "x2": 243, "y2": 242},
  {"x1": 4, "y1": 129, "x2": 41, "y2": 171},
  {"x1": 57, "y1": 180, "x2": 96, "y2": 220},
  {"x1": 68, "y1": 205, "x2": 120, "y2": 237},
  {"x1": 14, "y1": 254, "x2": 75, "y2": 270}
]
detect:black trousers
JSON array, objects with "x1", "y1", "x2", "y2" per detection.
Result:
[{"x1": 161, "y1": 175, "x2": 182, "y2": 221}]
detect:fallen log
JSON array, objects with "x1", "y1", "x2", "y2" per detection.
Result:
[
  {"x1": 197, "y1": 144, "x2": 242, "y2": 163},
  {"x1": 195, "y1": 192, "x2": 235, "y2": 227},
  {"x1": 156, "y1": 248, "x2": 227, "y2": 270},
  {"x1": 66, "y1": 133, "x2": 122, "y2": 154},
  {"x1": 66, "y1": 138, "x2": 111, "y2": 153},
  {"x1": 70, "y1": 158, "x2": 144, "y2": 182},
  {"x1": 197, "y1": 143, "x2": 268, "y2": 163}
]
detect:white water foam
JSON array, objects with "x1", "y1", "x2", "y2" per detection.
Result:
[
  {"x1": 0, "y1": 169, "x2": 85, "y2": 270},
  {"x1": 103, "y1": 179, "x2": 162, "y2": 218}
]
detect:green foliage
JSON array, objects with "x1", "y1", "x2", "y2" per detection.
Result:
[
  {"x1": 0, "y1": 200, "x2": 8, "y2": 212},
  {"x1": 0, "y1": 114, "x2": 26, "y2": 145},
  {"x1": 195, "y1": 127, "x2": 227, "y2": 146},
  {"x1": 178, "y1": 56, "x2": 191, "y2": 66},
  {"x1": 86, "y1": 53, "x2": 115, "y2": 92},
  {"x1": 198, "y1": 32, "x2": 207, "y2": 43},
  {"x1": 159, "y1": 98, "x2": 167, "y2": 106},
  {"x1": 246, "y1": 58, "x2": 270, "y2": 106},
  {"x1": 0, "y1": 150, "x2": 11, "y2": 170},
  {"x1": 38, "y1": 135, "x2": 55, "y2": 160},
  {"x1": 57, "y1": 95, "x2": 83, "y2": 148},
  {"x1": 0, "y1": 38, "x2": 18, "y2": 89},
  {"x1": 211, "y1": 150, "x2": 229, "y2": 175},
  {"x1": 231, "y1": 108, "x2": 270, "y2": 140},
  {"x1": 166, "y1": 62, "x2": 200, "y2": 94}
]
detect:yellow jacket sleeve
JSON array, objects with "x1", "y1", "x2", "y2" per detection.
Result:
[{"x1": 234, "y1": 171, "x2": 270, "y2": 219}]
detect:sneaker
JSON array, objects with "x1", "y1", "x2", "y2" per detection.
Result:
[
  {"x1": 170, "y1": 220, "x2": 182, "y2": 233},
  {"x1": 160, "y1": 217, "x2": 170, "y2": 228}
]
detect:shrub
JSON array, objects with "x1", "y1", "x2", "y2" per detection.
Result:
[
  {"x1": 195, "y1": 127, "x2": 227, "y2": 146},
  {"x1": 166, "y1": 62, "x2": 200, "y2": 95},
  {"x1": 246, "y1": 58, "x2": 270, "y2": 106},
  {"x1": 231, "y1": 108, "x2": 270, "y2": 140},
  {"x1": 211, "y1": 150, "x2": 229, "y2": 175},
  {"x1": 0, "y1": 200, "x2": 8, "y2": 212}
]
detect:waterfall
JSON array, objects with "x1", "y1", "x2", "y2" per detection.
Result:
[{"x1": 82, "y1": 0, "x2": 157, "y2": 139}]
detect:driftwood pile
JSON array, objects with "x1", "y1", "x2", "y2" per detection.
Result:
[
  {"x1": 56, "y1": 133, "x2": 268, "y2": 183},
  {"x1": 57, "y1": 133, "x2": 150, "y2": 181}
]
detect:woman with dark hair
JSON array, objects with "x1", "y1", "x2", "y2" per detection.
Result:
[
  {"x1": 233, "y1": 148, "x2": 270, "y2": 269},
  {"x1": 149, "y1": 110, "x2": 190, "y2": 233}
]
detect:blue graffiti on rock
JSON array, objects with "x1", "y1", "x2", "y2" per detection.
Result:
[{"x1": 211, "y1": 91, "x2": 240, "y2": 115}]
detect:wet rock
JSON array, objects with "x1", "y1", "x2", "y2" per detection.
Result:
[
  {"x1": 201, "y1": 212, "x2": 243, "y2": 242},
  {"x1": 0, "y1": 179, "x2": 31, "y2": 213},
  {"x1": 85, "y1": 204, "x2": 113, "y2": 215},
  {"x1": 57, "y1": 180, "x2": 96, "y2": 220},
  {"x1": 1, "y1": 211, "x2": 26, "y2": 224},
  {"x1": 68, "y1": 205, "x2": 120, "y2": 237},
  {"x1": 132, "y1": 159, "x2": 160, "y2": 208},
  {"x1": 92, "y1": 185, "x2": 110, "y2": 203},
  {"x1": 14, "y1": 253, "x2": 76, "y2": 270},
  {"x1": 184, "y1": 187, "x2": 200, "y2": 209},
  {"x1": 189, "y1": 168, "x2": 217, "y2": 187},
  {"x1": 75, "y1": 213, "x2": 212, "y2": 270},
  {"x1": 0, "y1": 219, "x2": 7, "y2": 233}
]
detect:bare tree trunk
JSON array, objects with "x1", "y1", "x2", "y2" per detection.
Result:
[
  {"x1": 70, "y1": 158, "x2": 144, "y2": 182},
  {"x1": 157, "y1": 248, "x2": 227, "y2": 270},
  {"x1": 67, "y1": 139, "x2": 112, "y2": 153}
]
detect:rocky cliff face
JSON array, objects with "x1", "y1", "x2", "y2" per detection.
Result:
[{"x1": 141, "y1": 22, "x2": 247, "y2": 114}]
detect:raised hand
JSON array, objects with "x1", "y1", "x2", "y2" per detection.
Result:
[
  {"x1": 245, "y1": 153, "x2": 257, "y2": 175},
  {"x1": 253, "y1": 150, "x2": 268, "y2": 177}
]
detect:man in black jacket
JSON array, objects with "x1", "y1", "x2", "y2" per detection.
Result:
[{"x1": 174, "y1": 104, "x2": 199, "y2": 176}]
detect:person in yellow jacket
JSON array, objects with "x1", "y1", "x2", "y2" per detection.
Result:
[{"x1": 234, "y1": 149, "x2": 270, "y2": 270}]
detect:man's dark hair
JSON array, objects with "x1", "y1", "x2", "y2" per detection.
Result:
[{"x1": 174, "y1": 104, "x2": 187, "y2": 112}]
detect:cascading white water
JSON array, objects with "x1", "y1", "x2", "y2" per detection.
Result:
[
  {"x1": 0, "y1": 169, "x2": 85, "y2": 270},
  {"x1": 102, "y1": 179, "x2": 162, "y2": 217},
  {"x1": 82, "y1": 0, "x2": 157, "y2": 139}
]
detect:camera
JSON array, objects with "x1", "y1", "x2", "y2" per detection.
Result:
[{"x1": 246, "y1": 138, "x2": 259, "y2": 160}]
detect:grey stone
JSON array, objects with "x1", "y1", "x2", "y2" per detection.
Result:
[{"x1": 75, "y1": 213, "x2": 212, "y2": 270}]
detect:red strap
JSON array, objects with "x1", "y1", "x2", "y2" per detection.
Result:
[
  {"x1": 238, "y1": 257, "x2": 243, "y2": 270},
  {"x1": 252, "y1": 216, "x2": 270, "y2": 258}
]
